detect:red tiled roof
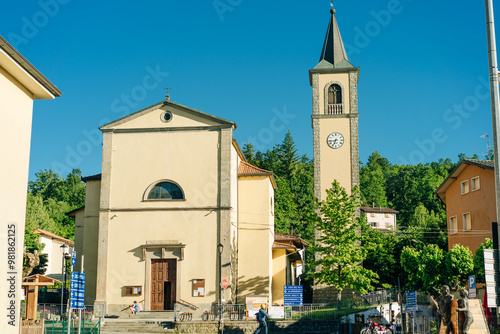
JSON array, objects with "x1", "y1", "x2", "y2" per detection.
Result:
[
  {"x1": 238, "y1": 161, "x2": 277, "y2": 189},
  {"x1": 34, "y1": 229, "x2": 74, "y2": 246},
  {"x1": 238, "y1": 161, "x2": 273, "y2": 176},
  {"x1": 274, "y1": 232, "x2": 309, "y2": 247},
  {"x1": 272, "y1": 241, "x2": 296, "y2": 249}
]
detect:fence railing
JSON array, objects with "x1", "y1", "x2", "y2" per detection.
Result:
[
  {"x1": 43, "y1": 319, "x2": 100, "y2": 334},
  {"x1": 37, "y1": 304, "x2": 94, "y2": 321}
]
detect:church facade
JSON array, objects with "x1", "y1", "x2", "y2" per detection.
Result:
[{"x1": 73, "y1": 99, "x2": 307, "y2": 316}]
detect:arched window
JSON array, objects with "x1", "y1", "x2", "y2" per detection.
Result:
[
  {"x1": 328, "y1": 84, "x2": 342, "y2": 104},
  {"x1": 146, "y1": 181, "x2": 184, "y2": 200}
]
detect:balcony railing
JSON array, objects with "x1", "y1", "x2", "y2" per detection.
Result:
[{"x1": 327, "y1": 104, "x2": 343, "y2": 115}]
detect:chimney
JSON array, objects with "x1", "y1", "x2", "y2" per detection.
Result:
[{"x1": 289, "y1": 226, "x2": 293, "y2": 235}]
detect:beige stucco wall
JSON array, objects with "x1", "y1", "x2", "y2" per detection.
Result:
[
  {"x1": 76, "y1": 180, "x2": 101, "y2": 305},
  {"x1": 112, "y1": 106, "x2": 222, "y2": 130},
  {"x1": 0, "y1": 46, "x2": 57, "y2": 332},
  {"x1": 104, "y1": 210, "x2": 218, "y2": 306},
  {"x1": 106, "y1": 131, "x2": 219, "y2": 209},
  {"x1": 237, "y1": 175, "x2": 273, "y2": 304},
  {"x1": 272, "y1": 249, "x2": 287, "y2": 305},
  {"x1": 0, "y1": 67, "x2": 34, "y2": 332},
  {"x1": 319, "y1": 117, "x2": 352, "y2": 198}
]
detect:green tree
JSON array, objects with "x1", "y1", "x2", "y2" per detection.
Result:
[
  {"x1": 445, "y1": 244, "x2": 474, "y2": 289},
  {"x1": 473, "y1": 238, "x2": 494, "y2": 283},
  {"x1": 308, "y1": 181, "x2": 378, "y2": 299},
  {"x1": 361, "y1": 224, "x2": 397, "y2": 289},
  {"x1": 401, "y1": 244, "x2": 445, "y2": 295}
]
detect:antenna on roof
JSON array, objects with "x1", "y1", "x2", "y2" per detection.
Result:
[{"x1": 481, "y1": 134, "x2": 492, "y2": 157}]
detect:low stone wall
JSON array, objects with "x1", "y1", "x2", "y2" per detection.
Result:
[{"x1": 175, "y1": 320, "x2": 341, "y2": 334}]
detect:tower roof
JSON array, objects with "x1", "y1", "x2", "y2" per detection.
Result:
[{"x1": 315, "y1": 8, "x2": 354, "y2": 70}]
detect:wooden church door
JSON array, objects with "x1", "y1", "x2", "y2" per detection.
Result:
[{"x1": 151, "y1": 259, "x2": 176, "y2": 310}]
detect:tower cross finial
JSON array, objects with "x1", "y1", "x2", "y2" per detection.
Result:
[{"x1": 330, "y1": 1, "x2": 335, "y2": 14}]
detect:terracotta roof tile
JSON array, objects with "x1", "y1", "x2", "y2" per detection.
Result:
[
  {"x1": 238, "y1": 161, "x2": 273, "y2": 176},
  {"x1": 34, "y1": 229, "x2": 73, "y2": 246}
]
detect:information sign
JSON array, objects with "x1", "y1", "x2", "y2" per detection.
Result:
[
  {"x1": 284, "y1": 285, "x2": 303, "y2": 306},
  {"x1": 70, "y1": 272, "x2": 86, "y2": 309},
  {"x1": 406, "y1": 291, "x2": 417, "y2": 311},
  {"x1": 71, "y1": 250, "x2": 76, "y2": 266}
]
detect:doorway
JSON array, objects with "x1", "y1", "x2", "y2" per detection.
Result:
[{"x1": 150, "y1": 259, "x2": 176, "y2": 310}]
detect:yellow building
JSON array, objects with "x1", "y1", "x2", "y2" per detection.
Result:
[
  {"x1": 73, "y1": 97, "x2": 306, "y2": 316},
  {"x1": 0, "y1": 35, "x2": 61, "y2": 333}
]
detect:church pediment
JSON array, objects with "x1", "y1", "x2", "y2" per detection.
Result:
[{"x1": 100, "y1": 99, "x2": 236, "y2": 132}]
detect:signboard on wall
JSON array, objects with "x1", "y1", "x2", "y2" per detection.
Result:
[
  {"x1": 268, "y1": 306, "x2": 284, "y2": 319},
  {"x1": 192, "y1": 279, "x2": 205, "y2": 297},
  {"x1": 245, "y1": 296, "x2": 268, "y2": 320}
]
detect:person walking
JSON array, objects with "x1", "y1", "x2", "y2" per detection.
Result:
[{"x1": 254, "y1": 304, "x2": 268, "y2": 334}]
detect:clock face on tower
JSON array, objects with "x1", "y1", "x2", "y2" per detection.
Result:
[{"x1": 327, "y1": 132, "x2": 344, "y2": 149}]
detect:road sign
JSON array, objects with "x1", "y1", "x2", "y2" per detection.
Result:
[
  {"x1": 398, "y1": 293, "x2": 402, "y2": 304},
  {"x1": 221, "y1": 278, "x2": 228, "y2": 289},
  {"x1": 71, "y1": 250, "x2": 76, "y2": 266},
  {"x1": 469, "y1": 275, "x2": 476, "y2": 298},
  {"x1": 70, "y1": 272, "x2": 85, "y2": 309},
  {"x1": 406, "y1": 291, "x2": 417, "y2": 311},
  {"x1": 284, "y1": 285, "x2": 303, "y2": 306}
]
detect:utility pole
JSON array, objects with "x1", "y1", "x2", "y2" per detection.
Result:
[{"x1": 485, "y1": 0, "x2": 500, "y2": 230}]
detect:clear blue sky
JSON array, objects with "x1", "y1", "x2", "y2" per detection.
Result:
[{"x1": 1, "y1": 0, "x2": 496, "y2": 180}]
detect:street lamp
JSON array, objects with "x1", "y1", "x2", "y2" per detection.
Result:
[
  {"x1": 60, "y1": 244, "x2": 69, "y2": 318},
  {"x1": 217, "y1": 243, "x2": 224, "y2": 333}
]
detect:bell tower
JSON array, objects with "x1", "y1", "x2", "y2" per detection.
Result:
[{"x1": 310, "y1": 6, "x2": 359, "y2": 202}]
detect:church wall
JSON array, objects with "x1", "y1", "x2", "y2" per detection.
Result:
[
  {"x1": 237, "y1": 176, "x2": 273, "y2": 304},
  {"x1": 80, "y1": 180, "x2": 100, "y2": 305},
  {"x1": 107, "y1": 130, "x2": 219, "y2": 209},
  {"x1": 318, "y1": 118, "x2": 352, "y2": 197},
  {"x1": 103, "y1": 210, "x2": 218, "y2": 309},
  {"x1": 112, "y1": 105, "x2": 222, "y2": 130},
  {"x1": 229, "y1": 145, "x2": 239, "y2": 300}
]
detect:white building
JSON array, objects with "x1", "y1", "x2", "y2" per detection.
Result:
[
  {"x1": 34, "y1": 229, "x2": 74, "y2": 275},
  {"x1": 360, "y1": 206, "x2": 398, "y2": 230}
]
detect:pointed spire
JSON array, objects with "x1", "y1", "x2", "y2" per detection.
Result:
[{"x1": 315, "y1": 4, "x2": 354, "y2": 69}]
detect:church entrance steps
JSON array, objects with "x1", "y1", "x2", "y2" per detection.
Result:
[
  {"x1": 118, "y1": 310, "x2": 176, "y2": 320},
  {"x1": 101, "y1": 319, "x2": 174, "y2": 333}
]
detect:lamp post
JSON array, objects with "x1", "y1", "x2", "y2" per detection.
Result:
[
  {"x1": 217, "y1": 243, "x2": 224, "y2": 334},
  {"x1": 60, "y1": 244, "x2": 69, "y2": 318}
]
